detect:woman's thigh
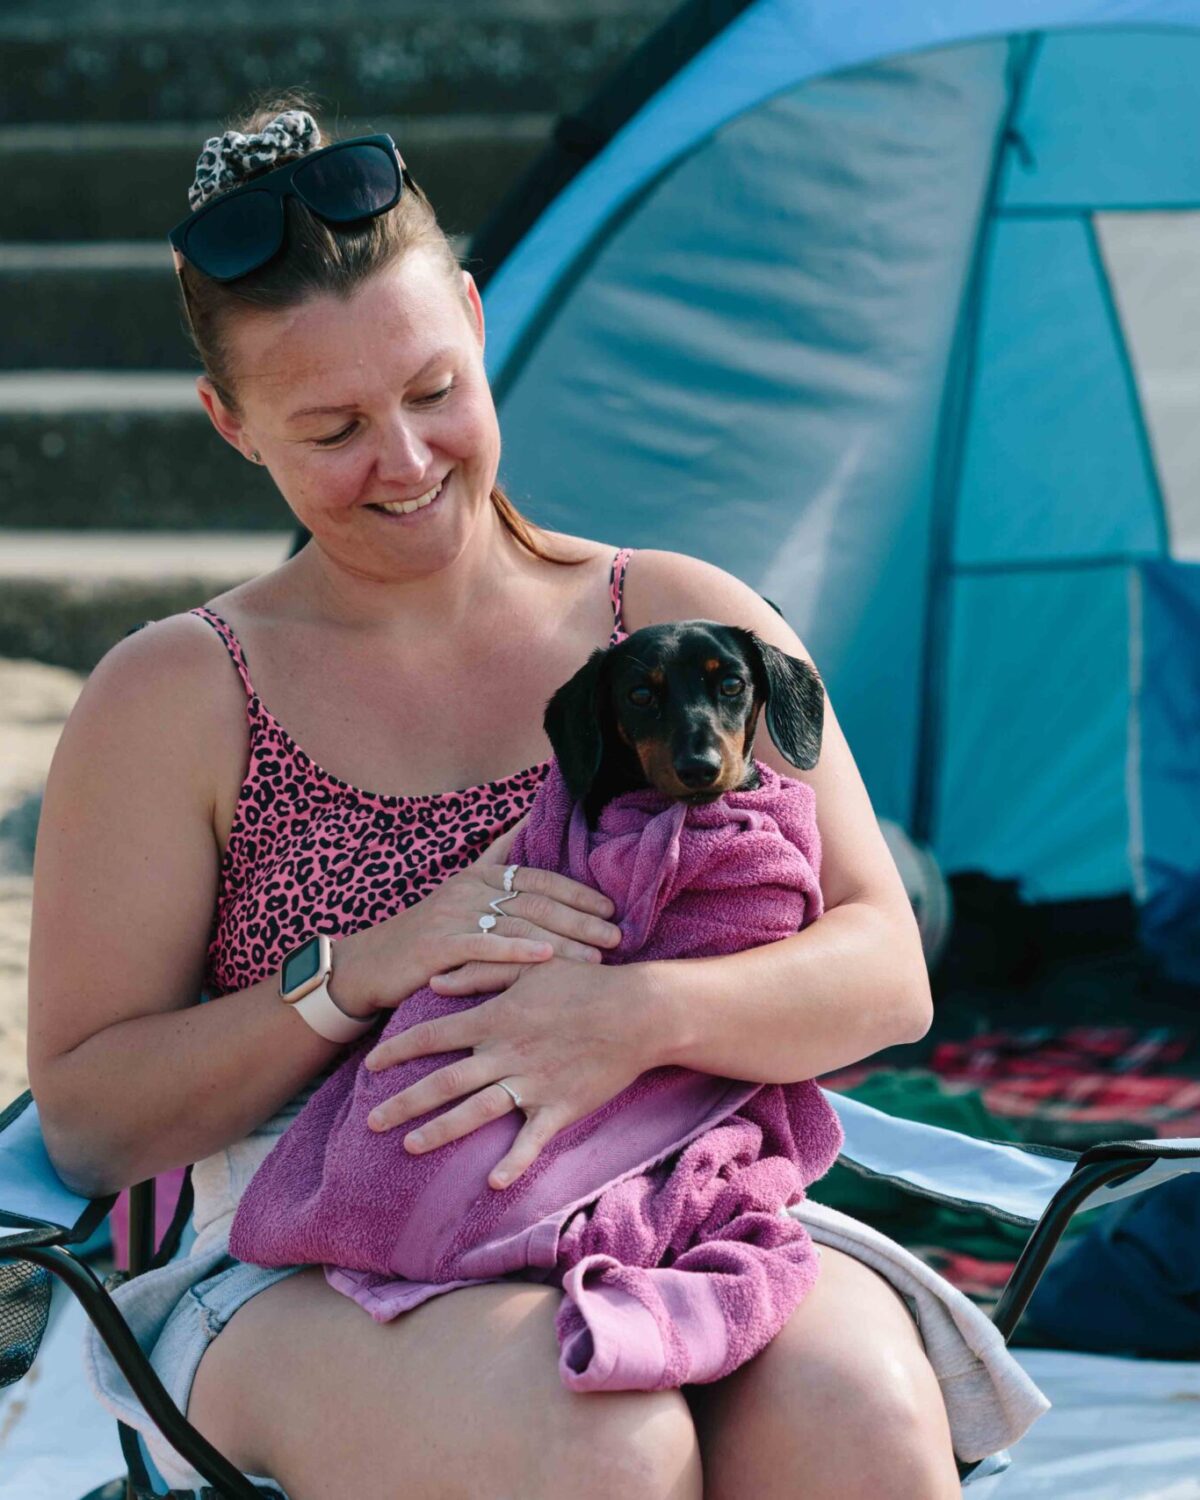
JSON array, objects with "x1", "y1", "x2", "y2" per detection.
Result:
[
  {"x1": 188, "y1": 1267, "x2": 703, "y2": 1500},
  {"x1": 683, "y1": 1246, "x2": 961, "y2": 1500}
]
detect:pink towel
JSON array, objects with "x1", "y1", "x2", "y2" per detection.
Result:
[{"x1": 230, "y1": 760, "x2": 844, "y2": 1390}]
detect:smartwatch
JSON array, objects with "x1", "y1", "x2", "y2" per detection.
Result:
[{"x1": 279, "y1": 934, "x2": 376, "y2": 1044}]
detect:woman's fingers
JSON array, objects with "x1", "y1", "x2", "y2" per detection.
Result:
[
  {"x1": 364, "y1": 1021, "x2": 504, "y2": 1134},
  {"x1": 482, "y1": 861, "x2": 617, "y2": 922},
  {"x1": 488, "y1": 1110, "x2": 561, "y2": 1188},
  {"x1": 451, "y1": 933, "x2": 554, "y2": 966},
  {"x1": 478, "y1": 889, "x2": 621, "y2": 955},
  {"x1": 391, "y1": 1082, "x2": 526, "y2": 1156},
  {"x1": 368, "y1": 1059, "x2": 556, "y2": 1192},
  {"x1": 430, "y1": 961, "x2": 526, "y2": 995},
  {"x1": 485, "y1": 912, "x2": 608, "y2": 965}
]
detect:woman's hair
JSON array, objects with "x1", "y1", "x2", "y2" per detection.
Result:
[{"x1": 179, "y1": 93, "x2": 585, "y2": 567}]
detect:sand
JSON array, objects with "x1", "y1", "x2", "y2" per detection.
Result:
[{"x1": 0, "y1": 657, "x2": 86, "y2": 1104}]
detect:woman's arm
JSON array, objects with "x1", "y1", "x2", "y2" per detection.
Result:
[
  {"x1": 360, "y1": 547, "x2": 932, "y2": 1186},
  {"x1": 24, "y1": 619, "x2": 382, "y2": 1198},
  {"x1": 620, "y1": 548, "x2": 932, "y2": 1083}
]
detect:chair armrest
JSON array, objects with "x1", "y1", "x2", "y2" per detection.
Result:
[
  {"x1": 1069, "y1": 1135, "x2": 1200, "y2": 1208},
  {"x1": 827, "y1": 1090, "x2": 1077, "y2": 1226},
  {"x1": 989, "y1": 1137, "x2": 1200, "y2": 1342},
  {"x1": 0, "y1": 1091, "x2": 115, "y2": 1250}
]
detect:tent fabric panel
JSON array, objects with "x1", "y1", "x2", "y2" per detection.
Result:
[
  {"x1": 483, "y1": 0, "x2": 1200, "y2": 382},
  {"x1": 953, "y1": 216, "x2": 1163, "y2": 568},
  {"x1": 1095, "y1": 212, "x2": 1200, "y2": 560},
  {"x1": 1133, "y1": 559, "x2": 1200, "y2": 983},
  {"x1": 497, "y1": 45, "x2": 1009, "y2": 828},
  {"x1": 935, "y1": 567, "x2": 1131, "y2": 899},
  {"x1": 998, "y1": 29, "x2": 1200, "y2": 209}
]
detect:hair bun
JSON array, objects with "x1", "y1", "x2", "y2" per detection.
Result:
[{"x1": 188, "y1": 108, "x2": 321, "y2": 212}]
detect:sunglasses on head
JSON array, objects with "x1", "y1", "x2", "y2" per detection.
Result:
[{"x1": 167, "y1": 133, "x2": 407, "y2": 283}]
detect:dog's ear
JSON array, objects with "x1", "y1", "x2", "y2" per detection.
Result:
[
  {"x1": 735, "y1": 629, "x2": 824, "y2": 771},
  {"x1": 543, "y1": 647, "x2": 611, "y2": 802}
]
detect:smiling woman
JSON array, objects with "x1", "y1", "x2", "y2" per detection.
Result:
[
  {"x1": 23, "y1": 90, "x2": 986, "y2": 1500},
  {"x1": 173, "y1": 104, "x2": 570, "y2": 574},
  {"x1": 195, "y1": 253, "x2": 500, "y2": 570}
]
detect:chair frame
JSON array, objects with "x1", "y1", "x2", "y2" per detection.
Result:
[{"x1": 4, "y1": 1083, "x2": 1199, "y2": 1499}]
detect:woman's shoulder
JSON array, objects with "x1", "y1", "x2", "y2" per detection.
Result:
[
  {"x1": 87, "y1": 608, "x2": 244, "y2": 708},
  {"x1": 65, "y1": 609, "x2": 250, "y2": 786},
  {"x1": 619, "y1": 548, "x2": 811, "y2": 657}
]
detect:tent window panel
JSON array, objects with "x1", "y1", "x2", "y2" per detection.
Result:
[
  {"x1": 934, "y1": 567, "x2": 1131, "y2": 902},
  {"x1": 953, "y1": 216, "x2": 1162, "y2": 568},
  {"x1": 1095, "y1": 212, "x2": 1200, "y2": 562},
  {"x1": 999, "y1": 29, "x2": 1200, "y2": 210}
]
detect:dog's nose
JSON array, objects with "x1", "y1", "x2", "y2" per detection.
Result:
[{"x1": 675, "y1": 755, "x2": 722, "y2": 789}]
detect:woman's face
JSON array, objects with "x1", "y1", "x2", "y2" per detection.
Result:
[{"x1": 200, "y1": 247, "x2": 500, "y2": 581}]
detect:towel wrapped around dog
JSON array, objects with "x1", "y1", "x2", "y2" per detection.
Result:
[{"x1": 230, "y1": 758, "x2": 845, "y2": 1391}]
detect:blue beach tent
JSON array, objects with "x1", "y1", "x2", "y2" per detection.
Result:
[{"x1": 473, "y1": 0, "x2": 1200, "y2": 983}]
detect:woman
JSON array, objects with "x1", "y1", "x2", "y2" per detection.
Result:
[{"x1": 30, "y1": 101, "x2": 973, "y2": 1498}]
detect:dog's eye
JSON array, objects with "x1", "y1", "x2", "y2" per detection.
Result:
[
  {"x1": 628, "y1": 686, "x2": 654, "y2": 707},
  {"x1": 719, "y1": 675, "x2": 745, "y2": 696}
]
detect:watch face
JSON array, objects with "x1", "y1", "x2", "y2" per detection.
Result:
[{"x1": 282, "y1": 937, "x2": 322, "y2": 996}]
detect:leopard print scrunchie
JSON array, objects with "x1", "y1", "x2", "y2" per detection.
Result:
[{"x1": 188, "y1": 108, "x2": 321, "y2": 212}]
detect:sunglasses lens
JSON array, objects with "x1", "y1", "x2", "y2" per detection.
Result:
[
  {"x1": 292, "y1": 143, "x2": 400, "y2": 222},
  {"x1": 185, "y1": 190, "x2": 283, "y2": 281}
]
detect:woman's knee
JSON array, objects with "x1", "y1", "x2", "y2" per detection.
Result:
[
  {"x1": 691, "y1": 1247, "x2": 959, "y2": 1500},
  {"x1": 540, "y1": 1387, "x2": 702, "y2": 1500}
]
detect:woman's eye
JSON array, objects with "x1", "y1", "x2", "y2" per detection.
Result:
[
  {"x1": 719, "y1": 675, "x2": 745, "y2": 696},
  {"x1": 312, "y1": 387, "x2": 453, "y2": 444},
  {"x1": 628, "y1": 686, "x2": 654, "y2": 707}
]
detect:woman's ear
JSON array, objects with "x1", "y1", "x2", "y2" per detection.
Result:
[
  {"x1": 543, "y1": 648, "x2": 610, "y2": 802},
  {"x1": 462, "y1": 270, "x2": 485, "y2": 352},
  {"x1": 736, "y1": 630, "x2": 825, "y2": 771},
  {"x1": 195, "y1": 376, "x2": 250, "y2": 457}
]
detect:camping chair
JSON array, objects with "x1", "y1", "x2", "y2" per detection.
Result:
[{"x1": 3, "y1": 1086, "x2": 1199, "y2": 1498}]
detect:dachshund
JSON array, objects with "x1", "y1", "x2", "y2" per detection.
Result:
[{"x1": 543, "y1": 620, "x2": 825, "y2": 827}]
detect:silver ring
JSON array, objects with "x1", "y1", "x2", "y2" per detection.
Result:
[
  {"x1": 477, "y1": 913, "x2": 497, "y2": 933},
  {"x1": 496, "y1": 1080, "x2": 523, "y2": 1111},
  {"x1": 503, "y1": 864, "x2": 519, "y2": 893},
  {"x1": 488, "y1": 892, "x2": 520, "y2": 917}
]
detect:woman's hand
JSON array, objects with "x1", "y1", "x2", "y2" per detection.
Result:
[
  {"x1": 336, "y1": 814, "x2": 623, "y2": 1016},
  {"x1": 361, "y1": 956, "x2": 658, "y2": 1189}
]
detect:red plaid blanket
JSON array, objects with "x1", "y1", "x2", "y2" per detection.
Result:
[{"x1": 930, "y1": 1027, "x2": 1200, "y2": 1139}]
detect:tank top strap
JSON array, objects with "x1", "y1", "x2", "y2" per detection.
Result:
[
  {"x1": 190, "y1": 605, "x2": 257, "y2": 701},
  {"x1": 609, "y1": 547, "x2": 634, "y2": 636}
]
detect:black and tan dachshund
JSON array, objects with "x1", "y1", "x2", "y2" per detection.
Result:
[{"x1": 544, "y1": 620, "x2": 825, "y2": 827}]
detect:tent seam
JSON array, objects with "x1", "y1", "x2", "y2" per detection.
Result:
[{"x1": 910, "y1": 32, "x2": 1045, "y2": 844}]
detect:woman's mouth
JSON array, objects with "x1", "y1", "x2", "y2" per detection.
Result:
[{"x1": 369, "y1": 473, "x2": 449, "y2": 519}]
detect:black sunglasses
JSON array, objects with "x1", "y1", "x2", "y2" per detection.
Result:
[{"x1": 168, "y1": 133, "x2": 407, "y2": 282}]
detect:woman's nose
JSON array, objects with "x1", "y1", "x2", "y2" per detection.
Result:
[{"x1": 375, "y1": 413, "x2": 432, "y2": 483}]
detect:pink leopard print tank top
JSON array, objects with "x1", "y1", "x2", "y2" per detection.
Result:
[{"x1": 191, "y1": 547, "x2": 633, "y2": 1000}]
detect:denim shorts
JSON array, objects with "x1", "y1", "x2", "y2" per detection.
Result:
[{"x1": 83, "y1": 1245, "x2": 303, "y2": 1496}]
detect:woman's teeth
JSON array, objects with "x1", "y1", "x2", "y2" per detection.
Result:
[{"x1": 375, "y1": 476, "x2": 446, "y2": 515}]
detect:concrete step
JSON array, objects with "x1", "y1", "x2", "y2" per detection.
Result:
[
  {"x1": 0, "y1": 2, "x2": 670, "y2": 125},
  {"x1": 0, "y1": 530, "x2": 289, "y2": 671},
  {"x1": 0, "y1": 234, "x2": 468, "y2": 370},
  {"x1": 0, "y1": 114, "x2": 551, "y2": 242},
  {"x1": 0, "y1": 373, "x2": 290, "y2": 531}
]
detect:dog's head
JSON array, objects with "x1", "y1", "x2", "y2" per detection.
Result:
[{"x1": 544, "y1": 620, "x2": 823, "y2": 818}]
